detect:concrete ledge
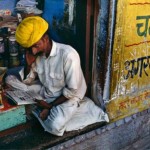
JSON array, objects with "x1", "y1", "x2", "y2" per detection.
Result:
[
  {"x1": 50, "y1": 108, "x2": 150, "y2": 150},
  {"x1": 0, "y1": 108, "x2": 150, "y2": 149}
]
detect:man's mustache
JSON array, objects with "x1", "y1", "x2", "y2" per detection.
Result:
[{"x1": 34, "y1": 51, "x2": 43, "y2": 57}]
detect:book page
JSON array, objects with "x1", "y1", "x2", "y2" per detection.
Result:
[{"x1": 5, "y1": 90, "x2": 43, "y2": 105}]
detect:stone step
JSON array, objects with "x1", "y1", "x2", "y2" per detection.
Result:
[{"x1": 122, "y1": 136, "x2": 150, "y2": 150}]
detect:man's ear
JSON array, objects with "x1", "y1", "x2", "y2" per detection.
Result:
[{"x1": 43, "y1": 34, "x2": 49, "y2": 41}]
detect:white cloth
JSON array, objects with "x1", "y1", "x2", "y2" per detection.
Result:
[
  {"x1": 27, "y1": 41, "x2": 87, "y2": 103},
  {"x1": 6, "y1": 41, "x2": 109, "y2": 136},
  {"x1": 32, "y1": 97, "x2": 109, "y2": 136},
  {"x1": 5, "y1": 75, "x2": 42, "y2": 94}
]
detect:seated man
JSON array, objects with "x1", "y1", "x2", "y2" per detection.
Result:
[{"x1": 14, "y1": 16, "x2": 109, "y2": 136}]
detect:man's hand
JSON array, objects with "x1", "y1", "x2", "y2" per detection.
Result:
[
  {"x1": 25, "y1": 50, "x2": 37, "y2": 75},
  {"x1": 35, "y1": 100, "x2": 53, "y2": 120},
  {"x1": 34, "y1": 99, "x2": 52, "y2": 109},
  {"x1": 26, "y1": 50, "x2": 37, "y2": 66},
  {"x1": 39, "y1": 108, "x2": 49, "y2": 120}
]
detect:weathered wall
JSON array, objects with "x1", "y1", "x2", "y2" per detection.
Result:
[
  {"x1": 105, "y1": 0, "x2": 150, "y2": 122},
  {"x1": 92, "y1": 0, "x2": 109, "y2": 108}
]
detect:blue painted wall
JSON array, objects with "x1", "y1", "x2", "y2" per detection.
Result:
[
  {"x1": 42, "y1": 0, "x2": 86, "y2": 72},
  {"x1": 42, "y1": 0, "x2": 65, "y2": 42}
]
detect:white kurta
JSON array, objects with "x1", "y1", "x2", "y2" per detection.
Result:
[
  {"x1": 28, "y1": 40, "x2": 87, "y2": 102},
  {"x1": 6, "y1": 40, "x2": 109, "y2": 136}
]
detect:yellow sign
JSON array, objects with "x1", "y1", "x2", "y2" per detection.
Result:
[{"x1": 106, "y1": 0, "x2": 150, "y2": 121}]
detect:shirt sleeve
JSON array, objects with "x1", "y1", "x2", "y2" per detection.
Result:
[
  {"x1": 23, "y1": 62, "x2": 37, "y2": 84},
  {"x1": 62, "y1": 51, "x2": 87, "y2": 99}
]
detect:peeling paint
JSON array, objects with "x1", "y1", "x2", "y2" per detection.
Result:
[
  {"x1": 92, "y1": 0, "x2": 109, "y2": 108},
  {"x1": 68, "y1": 0, "x2": 74, "y2": 26}
]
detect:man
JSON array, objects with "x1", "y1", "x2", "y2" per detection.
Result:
[{"x1": 15, "y1": 16, "x2": 109, "y2": 136}]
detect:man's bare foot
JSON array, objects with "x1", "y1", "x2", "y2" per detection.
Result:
[{"x1": 39, "y1": 109, "x2": 49, "y2": 120}]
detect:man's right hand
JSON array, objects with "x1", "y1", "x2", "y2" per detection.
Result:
[
  {"x1": 34, "y1": 99, "x2": 52, "y2": 109},
  {"x1": 26, "y1": 50, "x2": 37, "y2": 66},
  {"x1": 39, "y1": 108, "x2": 50, "y2": 120}
]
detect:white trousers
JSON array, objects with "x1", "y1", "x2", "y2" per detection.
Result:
[
  {"x1": 33, "y1": 97, "x2": 109, "y2": 136},
  {"x1": 5, "y1": 75, "x2": 109, "y2": 136}
]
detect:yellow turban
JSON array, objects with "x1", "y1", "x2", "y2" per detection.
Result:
[{"x1": 15, "y1": 16, "x2": 48, "y2": 48}]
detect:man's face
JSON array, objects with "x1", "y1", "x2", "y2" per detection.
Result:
[
  {"x1": 28, "y1": 36, "x2": 47, "y2": 57},
  {"x1": 25, "y1": 34, "x2": 50, "y2": 66}
]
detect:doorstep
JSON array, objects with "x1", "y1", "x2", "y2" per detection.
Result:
[
  {"x1": 0, "y1": 110, "x2": 106, "y2": 149},
  {"x1": 0, "y1": 108, "x2": 150, "y2": 149}
]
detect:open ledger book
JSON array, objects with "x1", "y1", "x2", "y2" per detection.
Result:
[{"x1": 5, "y1": 90, "x2": 43, "y2": 105}]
